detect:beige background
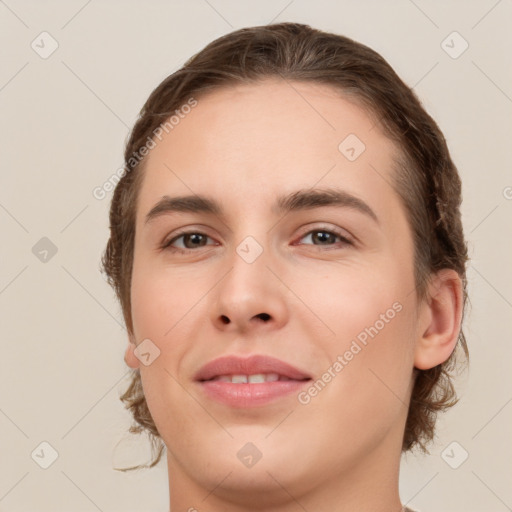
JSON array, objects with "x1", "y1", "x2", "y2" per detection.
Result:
[{"x1": 1, "y1": 1, "x2": 511, "y2": 511}]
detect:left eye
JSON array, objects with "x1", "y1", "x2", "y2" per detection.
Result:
[{"x1": 297, "y1": 229, "x2": 352, "y2": 248}]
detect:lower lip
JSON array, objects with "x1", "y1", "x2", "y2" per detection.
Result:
[{"x1": 197, "y1": 380, "x2": 310, "y2": 408}]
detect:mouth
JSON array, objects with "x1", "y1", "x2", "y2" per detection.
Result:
[
  {"x1": 202, "y1": 373, "x2": 307, "y2": 383},
  {"x1": 194, "y1": 355, "x2": 312, "y2": 408}
]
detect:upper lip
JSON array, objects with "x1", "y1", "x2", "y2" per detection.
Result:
[{"x1": 194, "y1": 354, "x2": 312, "y2": 382}]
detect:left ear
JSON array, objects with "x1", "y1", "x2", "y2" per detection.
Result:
[{"x1": 414, "y1": 268, "x2": 464, "y2": 370}]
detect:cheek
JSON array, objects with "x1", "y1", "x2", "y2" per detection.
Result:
[
  {"x1": 297, "y1": 302, "x2": 416, "y2": 459},
  {"x1": 129, "y1": 265, "x2": 203, "y2": 443},
  {"x1": 302, "y1": 257, "x2": 417, "y2": 406},
  {"x1": 130, "y1": 262, "x2": 200, "y2": 343},
  {"x1": 307, "y1": 256, "x2": 413, "y2": 346}
]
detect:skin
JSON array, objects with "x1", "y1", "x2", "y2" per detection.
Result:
[{"x1": 124, "y1": 79, "x2": 463, "y2": 512}]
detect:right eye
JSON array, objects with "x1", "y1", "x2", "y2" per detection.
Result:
[{"x1": 161, "y1": 231, "x2": 217, "y2": 253}]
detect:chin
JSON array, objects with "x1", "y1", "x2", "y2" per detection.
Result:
[
  {"x1": 188, "y1": 460, "x2": 311, "y2": 509},
  {"x1": 168, "y1": 430, "x2": 322, "y2": 502}
]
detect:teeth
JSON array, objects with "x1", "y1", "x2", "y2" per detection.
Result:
[
  {"x1": 248, "y1": 374, "x2": 265, "y2": 383},
  {"x1": 212, "y1": 373, "x2": 282, "y2": 383}
]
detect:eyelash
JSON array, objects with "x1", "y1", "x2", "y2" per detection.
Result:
[{"x1": 160, "y1": 227, "x2": 353, "y2": 254}]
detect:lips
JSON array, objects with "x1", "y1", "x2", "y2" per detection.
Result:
[
  {"x1": 194, "y1": 354, "x2": 312, "y2": 382},
  {"x1": 194, "y1": 354, "x2": 312, "y2": 408}
]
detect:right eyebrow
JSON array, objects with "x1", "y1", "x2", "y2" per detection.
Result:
[{"x1": 144, "y1": 195, "x2": 221, "y2": 225}]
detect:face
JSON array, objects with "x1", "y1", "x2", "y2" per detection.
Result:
[{"x1": 126, "y1": 79, "x2": 423, "y2": 499}]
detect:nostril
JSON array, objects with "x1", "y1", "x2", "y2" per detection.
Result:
[
  {"x1": 220, "y1": 315, "x2": 230, "y2": 324},
  {"x1": 257, "y1": 313, "x2": 271, "y2": 321}
]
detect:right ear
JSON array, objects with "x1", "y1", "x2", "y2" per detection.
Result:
[{"x1": 124, "y1": 333, "x2": 140, "y2": 369}]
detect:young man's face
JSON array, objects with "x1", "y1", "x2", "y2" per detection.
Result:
[{"x1": 126, "y1": 79, "x2": 424, "y2": 498}]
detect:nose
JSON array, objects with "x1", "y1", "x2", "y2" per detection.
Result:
[{"x1": 210, "y1": 239, "x2": 289, "y2": 335}]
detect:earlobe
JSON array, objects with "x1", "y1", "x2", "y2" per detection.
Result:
[
  {"x1": 414, "y1": 269, "x2": 463, "y2": 370},
  {"x1": 124, "y1": 334, "x2": 141, "y2": 369}
]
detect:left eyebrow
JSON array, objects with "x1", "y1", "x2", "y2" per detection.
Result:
[
  {"x1": 144, "y1": 187, "x2": 379, "y2": 226},
  {"x1": 273, "y1": 187, "x2": 379, "y2": 224}
]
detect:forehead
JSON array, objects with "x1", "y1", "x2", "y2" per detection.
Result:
[{"x1": 135, "y1": 78, "x2": 400, "y2": 224}]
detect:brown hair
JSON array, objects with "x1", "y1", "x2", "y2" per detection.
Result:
[{"x1": 101, "y1": 22, "x2": 469, "y2": 470}]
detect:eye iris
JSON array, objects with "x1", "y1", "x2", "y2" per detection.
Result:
[
  {"x1": 183, "y1": 233, "x2": 207, "y2": 248},
  {"x1": 313, "y1": 231, "x2": 336, "y2": 245}
]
